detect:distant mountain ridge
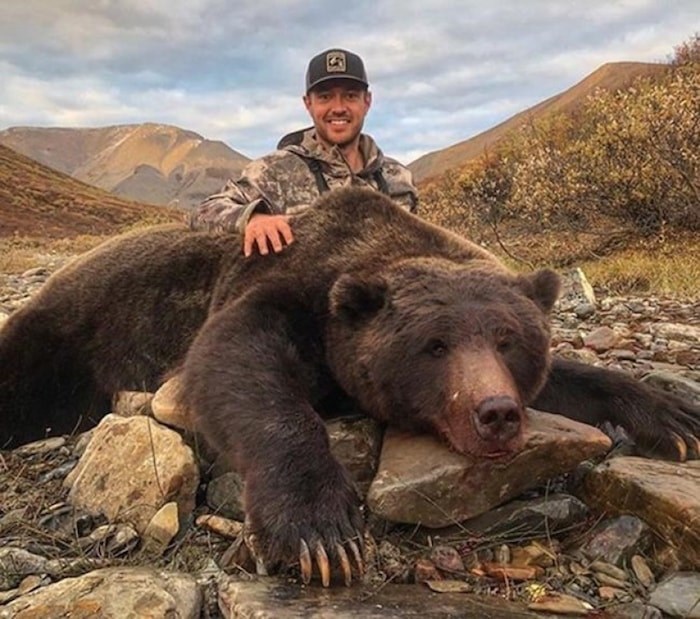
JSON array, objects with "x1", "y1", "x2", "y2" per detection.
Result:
[
  {"x1": 0, "y1": 144, "x2": 178, "y2": 238},
  {"x1": 408, "y1": 61, "x2": 669, "y2": 183},
  {"x1": 0, "y1": 123, "x2": 250, "y2": 209}
]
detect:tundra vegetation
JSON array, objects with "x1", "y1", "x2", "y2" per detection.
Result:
[{"x1": 421, "y1": 34, "x2": 700, "y2": 297}]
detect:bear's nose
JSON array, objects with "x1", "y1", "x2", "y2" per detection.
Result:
[{"x1": 474, "y1": 395, "x2": 522, "y2": 442}]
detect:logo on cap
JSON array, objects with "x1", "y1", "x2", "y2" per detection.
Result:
[{"x1": 326, "y1": 51, "x2": 347, "y2": 74}]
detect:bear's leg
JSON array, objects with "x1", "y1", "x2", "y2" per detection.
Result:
[
  {"x1": 180, "y1": 289, "x2": 364, "y2": 586},
  {"x1": 533, "y1": 357, "x2": 700, "y2": 460},
  {"x1": 0, "y1": 308, "x2": 110, "y2": 449}
]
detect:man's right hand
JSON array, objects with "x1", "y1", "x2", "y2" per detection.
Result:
[{"x1": 244, "y1": 214, "x2": 294, "y2": 257}]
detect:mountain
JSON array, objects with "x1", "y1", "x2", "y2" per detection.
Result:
[
  {"x1": 0, "y1": 123, "x2": 250, "y2": 209},
  {"x1": 0, "y1": 144, "x2": 179, "y2": 238},
  {"x1": 408, "y1": 62, "x2": 669, "y2": 184}
]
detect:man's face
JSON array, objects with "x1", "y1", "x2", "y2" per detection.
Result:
[{"x1": 303, "y1": 80, "x2": 372, "y2": 148}]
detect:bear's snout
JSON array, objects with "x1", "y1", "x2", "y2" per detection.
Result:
[{"x1": 474, "y1": 395, "x2": 522, "y2": 445}]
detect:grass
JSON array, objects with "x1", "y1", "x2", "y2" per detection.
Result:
[
  {"x1": 482, "y1": 229, "x2": 700, "y2": 300},
  {"x1": 581, "y1": 241, "x2": 700, "y2": 297}
]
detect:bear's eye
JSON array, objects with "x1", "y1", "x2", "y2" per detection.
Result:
[
  {"x1": 427, "y1": 339, "x2": 448, "y2": 358},
  {"x1": 497, "y1": 336, "x2": 514, "y2": 353}
]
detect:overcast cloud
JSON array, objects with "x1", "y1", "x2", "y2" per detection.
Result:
[{"x1": 1, "y1": 0, "x2": 698, "y2": 164}]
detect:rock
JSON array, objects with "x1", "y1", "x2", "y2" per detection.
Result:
[
  {"x1": 0, "y1": 567, "x2": 202, "y2": 618},
  {"x1": 556, "y1": 268, "x2": 596, "y2": 311},
  {"x1": 143, "y1": 502, "x2": 180, "y2": 555},
  {"x1": 481, "y1": 564, "x2": 543, "y2": 581},
  {"x1": 0, "y1": 548, "x2": 54, "y2": 590},
  {"x1": 510, "y1": 543, "x2": 557, "y2": 569},
  {"x1": 424, "y1": 579, "x2": 471, "y2": 593},
  {"x1": 206, "y1": 471, "x2": 245, "y2": 521},
  {"x1": 79, "y1": 523, "x2": 140, "y2": 557},
  {"x1": 648, "y1": 572, "x2": 700, "y2": 618},
  {"x1": 196, "y1": 514, "x2": 244, "y2": 540},
  {"x1": 429, "y1": 545, "x2": 464, "y2": 574},
  {"x1": 112, "y1": 390, "x2": 154, "y2": 417},
  {"x1": 608, "y1": 601, "x2": 662, "y2": 618},
  {"x1": 13, "y1": 437, "x2": 66, "y2": 457},
  {"x1": 327, "y1": 417, "x2": 382, "y2": 496},
  {"x1": 589, "y1": 560, "x2": 629, "y2": 582},
  {"x1": 630, "y1": 554, "x2": 655, "y2": 588},
  {"x1": 151, "y1": 376, "x2": 193, "y2": 432},
  {"x1": 584, "y1": 326, "x2": 619, "y2": 352},
  {"x1": 641, "y1": 371, "x2": 700, "y2": 405},
  {"x1": 652, "y1": 322, "x2": 700, "y2": 344},
  {"x1": 527, "y1": 592, "x2": 593, "y2": 616},
  {"x1": 217, "y1": 578, "x2": 557, "y2": 618},
  {"x1": 574, "y1": 302, "x2": 596, "y2": 319},
  {"x1": 367, "y1": 410, "x2": 610, "y2": 527},
  {"x1": 578, "y1": 515, "x2": 650, "y2": 567},
  {"x1": 413, "y1": 559, "x2": 441, "y2": 583},
  {"x1": 459, "y1": 494, "x2": 589, "y2": 540},
  {"x1": 581, "y1": 457, "x2": 700, "y2": 568},
  {"x1": 64, "y1": 414, "x2": 199, "y2": 534}
]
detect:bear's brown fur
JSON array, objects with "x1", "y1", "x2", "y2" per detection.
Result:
[{"x1": 1, "y1": 187, "x2": 698, "y2": 583}]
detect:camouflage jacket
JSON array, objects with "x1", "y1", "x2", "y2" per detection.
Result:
[{"x1": 187, "y1": 128, "x2": 418, "y2": 232}]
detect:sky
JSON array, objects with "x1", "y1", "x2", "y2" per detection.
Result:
[{"x1": 1, "y1": 0, "x2": 698, "y2": 165}]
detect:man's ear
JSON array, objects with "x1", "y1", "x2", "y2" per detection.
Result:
[
  {"x1": 519, "y1": 269, "x2": 561, "y2": 313},
  {"x1": 329, "y1": 272, "x2": 387, "y2": 322}
]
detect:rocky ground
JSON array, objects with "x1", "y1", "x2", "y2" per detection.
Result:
[{"x1": 1, "y1": 259, "x2": 699, "y2": 618}]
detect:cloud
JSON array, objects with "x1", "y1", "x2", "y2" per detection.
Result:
[{"x1": 1, "y1": 0, "x2": 698, "y2": 164}]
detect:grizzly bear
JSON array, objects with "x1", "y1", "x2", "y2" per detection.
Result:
[{"x1": 0, "y1": 187, "x2": 698, "y2": 586}]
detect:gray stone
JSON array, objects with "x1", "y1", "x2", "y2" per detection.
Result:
[
  {"x1": 649, "y1": 572, "x2": 700, "y2": 618},
  {"x1": 556, "y1": 268, "x2": 596, "y2": 311},
  {"x1": 458, "y1": 494, "x2": 589, "y2": 541},
  {"x1": 579, "y1": 515, "x2": 651, "y2": 566},
  {"x1": 641, "y1": 371, "x2": 700, "y2": 405},
  {"x1": 0, "y1": 548, "x2": 54, "y2": 590},
  {"x1": 206, "y1": 471, "x2": 245, "y2": 521}
]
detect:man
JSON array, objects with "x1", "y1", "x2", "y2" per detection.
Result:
[{"x1": 188, "y1": 48, "x2": 418, "y2": 256}]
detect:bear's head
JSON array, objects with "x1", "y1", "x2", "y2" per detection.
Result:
[{"x1": 326, "y1": 258, "x2": 560, "y2": 458}]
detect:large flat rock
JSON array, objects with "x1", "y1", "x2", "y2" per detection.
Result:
[
  {"x1": 367, "y1": 409, "x2": 611, "y2": 527},
  {"x1": 218, "y1": 578, "x2": 560, "y2": 618}
]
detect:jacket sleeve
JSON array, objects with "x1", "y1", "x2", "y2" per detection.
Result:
[
  {"x1": 382, "y1": 158, "x2": 419, "y2": 214},
  {"x1": 187, "y1": 157, "x2": 286, "y2": 233}
]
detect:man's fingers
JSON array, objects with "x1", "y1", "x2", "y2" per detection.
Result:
[
  {"x1": 267, "y1": 229, "x2": 284, "y2": 253},
  {"x1": 244, "y1": 215, "x2": 294, "y2": 256},
  {"x1": 255, "y1": 231, "x2": 270, "y2": 255},
  {"x1": 278, "y1": 220, "x2": 295, "y2": 247}
]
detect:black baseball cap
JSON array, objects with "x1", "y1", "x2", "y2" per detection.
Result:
[{"x1": 305, "y1": 49, "x2": 369, "y2": 93}]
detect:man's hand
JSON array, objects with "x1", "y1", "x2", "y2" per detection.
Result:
[{"x1": 244, "y1": 214, "x2": 294, "y2": 257}]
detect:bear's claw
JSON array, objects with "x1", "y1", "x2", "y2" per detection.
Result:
[{"x1": 299, "y1": 534, "x2": 364, "y2": 587}]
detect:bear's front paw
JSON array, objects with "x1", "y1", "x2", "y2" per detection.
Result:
[
  {"x1": 245, "y1": 466, "x2": 365, "y2": 587},
  {"x1": 632, "y1": 391, "x2": 700, "y2": 461}
]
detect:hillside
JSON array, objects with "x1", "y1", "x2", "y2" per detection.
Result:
[
  {"x1": 409, "y1": 61, "x2": 669, "y2": 183},
  {"x1": 0, "y1": 123, "x2": 250, "y2": 209},
  {"x1": 0, "y1": 144, "x2": 179, "y2": 238}
]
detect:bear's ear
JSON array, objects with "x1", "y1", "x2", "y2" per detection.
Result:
[
  {"x1": 329, "y1": 273, "x2": 388, "y2": 322},
  {"x1": 519, "y1": 269, "x2": 561, "y2": 313}
]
